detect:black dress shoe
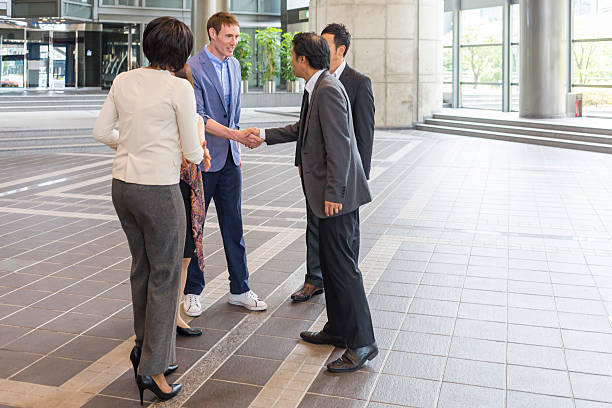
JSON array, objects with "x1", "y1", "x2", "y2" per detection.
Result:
[
  {"x1": 130, "y1": 346, "x2": 179, "y2": 380},
  {"x1": 291, "y1": 283, "x2": 323, "y2": 302},
  {"x1": 300, "y1": 330, "x2": 346, "y2": 348},
  {"x1": 136, "y1": 375, "x2": 182, "y2": 405},
  {"x1": 176, "y1": 326, "x2": 203, "y2": 336},
  {"x1": 327, "y1": 343, "x2": 378, "y2": 373}
]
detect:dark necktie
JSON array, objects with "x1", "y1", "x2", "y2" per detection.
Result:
[{"x1": 297, "y1": 90, "x2": 309, "y2": 165}]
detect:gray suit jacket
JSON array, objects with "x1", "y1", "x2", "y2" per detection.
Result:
[{"x1": 266, "y1": 71, "x2": 371, "y2": 219}]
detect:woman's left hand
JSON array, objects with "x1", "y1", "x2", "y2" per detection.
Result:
[{"x1": 202, "y1": 140, "x2": 212, "y2": 172}]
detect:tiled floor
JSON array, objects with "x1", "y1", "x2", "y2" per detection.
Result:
[{"x1": 1, "y1": 129, "x2": 612, "y2": 407}]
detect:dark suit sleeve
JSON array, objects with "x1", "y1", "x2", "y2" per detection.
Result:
[
  {"x1": 318, "y1": 85, "x2": 351, "y2": 204},
  {"x1": 265, "y1": 122, "x2": 300, "y2": 145},
  {"x1": 353, "y1": 76, "x2": 375, "y2": 179}
]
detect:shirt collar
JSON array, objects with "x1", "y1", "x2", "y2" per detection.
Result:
[
  {"x1": 331, "y1": 60, "x2": 346, "y2": 79},
  {"x1": 305, "y1": 69, "x2": 325, "y2": 97},
  {"x1": 204, "y1": 44, "x2": 228, "y2": 65}
]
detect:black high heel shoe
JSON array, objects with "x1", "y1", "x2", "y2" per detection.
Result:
[
  {"x1": 136, "y1": 375, "x2": 182, "y2": 405},
  {"x1": 130, "y1": 346, "x2": 179, "y2": 380},
  {"x1": 177, "y1": 325, "x2": 203, "y2": 336}
]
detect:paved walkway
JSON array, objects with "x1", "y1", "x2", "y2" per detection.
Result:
[
  {"x1": 0, "y1": 107, "x2": 300, "y2": 133},
  {"x1": 1, "y1": 129, "x2": 612, "y2": 407}
]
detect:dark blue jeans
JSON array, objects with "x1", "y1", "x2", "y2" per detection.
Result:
[{"x1": 184, "y1": 151, "x2": 250, "y2": 296}]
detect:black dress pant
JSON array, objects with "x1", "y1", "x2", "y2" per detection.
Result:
[
  {"x1": 304, "y1": 207, "x2": 361, "y2": 288},
  {"x1": 318, "y1": 208, "x2": 375, "y2": 349}
]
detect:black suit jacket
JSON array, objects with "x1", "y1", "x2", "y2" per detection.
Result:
[{"x1": 338, "y1": 64, "x2": 375, "y2": 179}]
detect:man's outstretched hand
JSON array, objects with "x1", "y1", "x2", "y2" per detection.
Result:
[{"x1": 235, "y1": 128, "x2": 264, "y2": 149}]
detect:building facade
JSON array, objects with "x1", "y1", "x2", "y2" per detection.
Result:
[{"x1": 0, "y1": 0, "x2": 281, "y2": 90}]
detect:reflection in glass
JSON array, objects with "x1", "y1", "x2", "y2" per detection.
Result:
[{"x1": 102, "y1": 26, "x2": 128, "y2": 88}]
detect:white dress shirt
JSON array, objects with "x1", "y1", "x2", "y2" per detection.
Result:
[
  {"x1": 331, "y1": 60, "x2": 346, "y2": 79},
  {"x1": 93, "y1": 68, "x2": 204, "y2": 185},
  {"x1": 260, "y1": 69, "x2": 326, "y2": 140}
]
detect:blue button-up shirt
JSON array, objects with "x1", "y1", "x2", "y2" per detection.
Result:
[{"x1": 204, "y1": 44, "x2": 231, "y2": 114}]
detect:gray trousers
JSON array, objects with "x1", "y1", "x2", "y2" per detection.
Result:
[{"x1": 112, "y1": 179, "x2": 185, "y2": 376}]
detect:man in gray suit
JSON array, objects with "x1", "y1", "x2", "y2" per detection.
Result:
[
  {"x1": 290, "y1": 23, "x2": 375, "y2": 302},
  {"x1": 249, "y1": 33, "x2": 377, "y2": 372}
]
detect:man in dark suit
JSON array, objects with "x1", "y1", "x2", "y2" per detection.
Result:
[
  {"x1": 249, "y1": 33, "x2": 377, "y2": 372},
  {"x1": 248, "y1": 24, "x2": 376, "y2": 303},
  {"x1": 288, "y1": 23, "x2": 376, "y2": 302}
]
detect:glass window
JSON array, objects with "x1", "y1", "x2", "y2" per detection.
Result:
[
  {"x1": 231, "y1": 0, "x2": 257, "y2": 12},
  {"x1": 144, "y1": 0, "x2": 182, "y2": 8},
  {"x1": 572, "y1": 0, "x2": 612, "y2": 115},
  {"x1": 459, "y1": 6, "x2": 503, "y2": 110},
  {"x1": 442, "y1": 11, "x2": 453, "y2": 107},
  {"x1": 118, "y1": 0, "x2": 139, "y2": 6},
  {"x1": 287, "y1": 0, "x2": 308, "y2": 10},
  {"x1": 510, "y1": 3, "x2": 519, "y2": 111},
  {"x1": 101, "y1": 0, "x2": 116, "y2": 4},
  {"x1": 259, "y1": 0, "x2": 280, "y2": 14},
  {"x1": 63, "y1": 2, "x2": 92, "y2": 19},
  {"x1": 1, "y1": 29, "x2": 25, "y2": 88},
  {"x1": 12, "y1": 2, "x2": 57, "y2": 17}
]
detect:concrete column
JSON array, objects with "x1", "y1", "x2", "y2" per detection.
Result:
[
  {"x1": 191, "y1": 0, "x2": 230, "y2": 54},
  {"x1": 519, "y1": 0, "x2": 568, "y2": 118},
  {"x1": 309, "y1": 0, "x2": 443, "y2": 127}
]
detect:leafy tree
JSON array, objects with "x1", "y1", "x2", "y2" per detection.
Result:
[
  {"x1": 255, "y1": 27, "x2": 282, "y2": 82},
  {"x1": 281, "y1": 31, "x2": 298, "y2": 82},
  {"x1": 234, "y1": 32, "x2": 253, "y2": 81}
]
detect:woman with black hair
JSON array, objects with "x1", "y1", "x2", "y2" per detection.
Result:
[{"x1": 93, "y1": 16, "x2": 204, "y2": 404}]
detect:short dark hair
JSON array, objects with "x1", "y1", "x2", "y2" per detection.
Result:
[
  {"x1": 207, "y1": 12, "x2": 240, "y2": 40},
  {"x1": 321, "y1": 23, "x2": 351, "y2": 57},
  {"x1": 292, "y1": 32, "x2": 330, "y2": 70},
  {"x1": 143, "y1": 17, "x2": 193, "y2": 72}
]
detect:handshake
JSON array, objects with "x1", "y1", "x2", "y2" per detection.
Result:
[{"x1": 234, "y1": 128, "x2": 264, "y2": 149}]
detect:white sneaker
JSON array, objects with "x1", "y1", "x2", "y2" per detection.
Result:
[
  {"x1": 228, "y1": 290, "x2": 268, "y2": 311},
  {"x1": 183, "y1": 294, "x2": 203, "y2": 317}
]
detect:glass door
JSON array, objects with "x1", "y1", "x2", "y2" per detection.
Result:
[
  {"x1": 0, "y1": 28, "x2": 26, "y2": 88},
  {"x1": 460, "y1": 6, "x2": 504, "y2": 110},
  {"x1": 101, "y1": 24, "x2": 128, "y2": 88},
  {"x1": 51, "y1": 31, "x2": 76, "y2": 88},
  {"x1": 26, "y1": 30, "x2": 50, "y2": 88}
]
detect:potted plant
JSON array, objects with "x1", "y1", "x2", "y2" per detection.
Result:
[
  {"x1": 255, "y1": 27, "x2": 281, "y2": 93},
  {"x1": 234, "y1": 32, "x2": 253, "y2": 94},
  {"x1": 281, "y1": 31, "x2": 301, "y2": 93}
]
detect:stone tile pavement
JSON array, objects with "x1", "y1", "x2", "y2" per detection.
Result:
[{"x1": 0, "y1": 129, "x2": 612, "y2": 407}]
